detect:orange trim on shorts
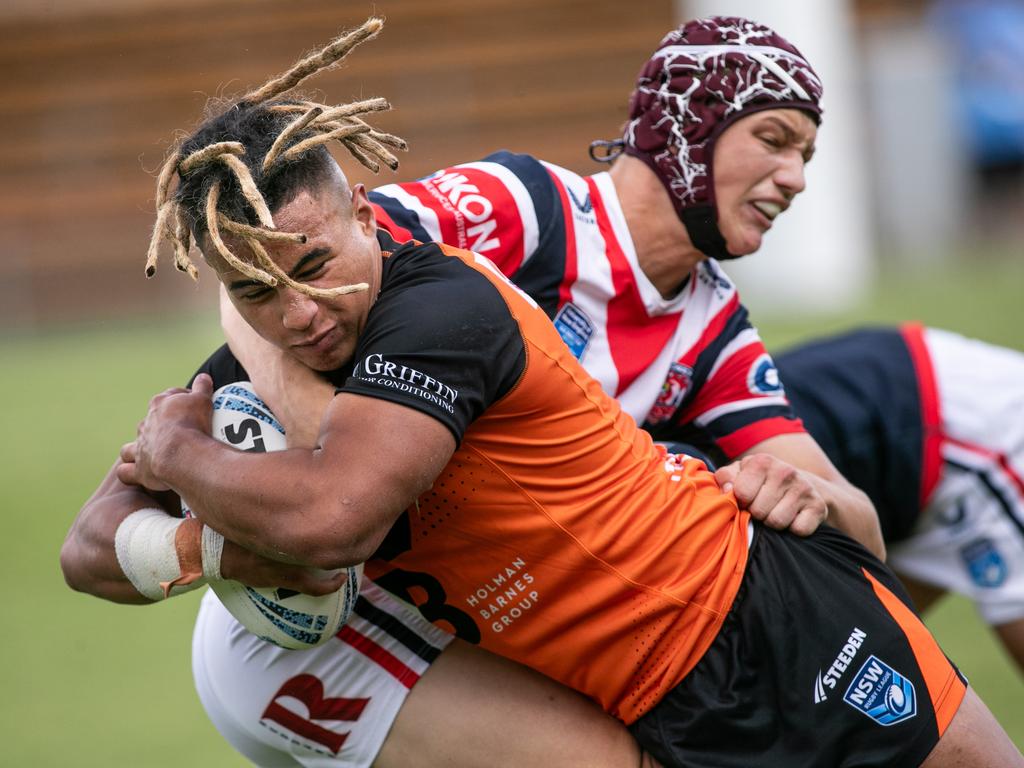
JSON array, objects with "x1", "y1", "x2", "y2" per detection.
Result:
[{"x1": 861, "y1": 568, "x2": 966, "y2": 735}]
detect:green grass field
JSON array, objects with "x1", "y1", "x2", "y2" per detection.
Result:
[{"x1": 2, "y1": 258, "x2": 1022, "y2": 765}]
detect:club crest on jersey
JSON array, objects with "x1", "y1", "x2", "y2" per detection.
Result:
[
  {"x1": 843, "y1": 655, "x2": 917, "y2": 726},
  {"x1": 747, "y1": 354, "x2": 784, "y2": 396},
  {"x1": 553, "y1": 302, "x2": 594, "y2": 360},
  {"x1": 646, "y1": 362, "x2": 694, "y2": 424},
  {"x1": 960, "y1": 537, "x2": 1008, "y2": 588}
]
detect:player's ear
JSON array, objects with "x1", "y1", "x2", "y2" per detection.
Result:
[{"x1": 350, "y1": 183, "x2": 376, "y2": 236}]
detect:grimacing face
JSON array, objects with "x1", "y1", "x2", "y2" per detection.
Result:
[
  {"x1": 712, "y1": 108, "x2": 818, "y2": 257},
  {"x1": 203, "y1": 180, "x2": 382, "y2": 372}
]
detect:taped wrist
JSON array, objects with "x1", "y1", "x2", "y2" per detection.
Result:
[{"x1": 114, "y1": 508, "x2": 224, "y2": 601}]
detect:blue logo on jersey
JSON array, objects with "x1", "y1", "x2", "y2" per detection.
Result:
[
  {"x1": 567, "y1": 187, "x2": 593, "y2": 214},
  {"x1": 697, "y1": 261, "x2": 733, "y2": 295},
  {"x1": 553, "y1": 302, "x2": 594, "y2": 360},
  {"x1": 960, "y1": 537, "x2": 1007, "y2": 588},
  {"x1": 747, "y1": 354, "x2": 784, "y2": 396},
  {"x1": 843, "y1": 655, "x2": 917, "y2": 726}
]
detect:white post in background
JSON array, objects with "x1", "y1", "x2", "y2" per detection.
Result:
[{"x1": 679, "y1": 0, "x2": 873, "y2": 315}]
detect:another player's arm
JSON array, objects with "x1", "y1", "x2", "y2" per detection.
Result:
[
  {"x1": 220, "y1": 286, "x2": 332, "y2": 447},
  {"x1": 62, "y1": 453, "x2": 348, "y2": 604},
  {"x1": 721, "y1": 433, "x2": 885, "y2": 559},
  {"x1": 61, "y1": 462, "x2": 175, "y2": 604},
  {"x1": 119, "y1": 375, "x2": 456, "y2": 570}
]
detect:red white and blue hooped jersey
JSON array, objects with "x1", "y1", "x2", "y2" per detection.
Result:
[
  {"x1": 369, "y1": 151, "x2": 804, "y2": 460},
  {"x1": 777, "y1": 324, "x2": 1024, "y2": 625}
]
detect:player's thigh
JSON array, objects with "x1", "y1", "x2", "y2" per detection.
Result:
[
  {"x1": 920, "y1": 686, "x2": 1023, "y2": 767},
  {"x1": 193, "y1": 583, "x2": 451, "y2": 768},
  {"x1": 377, "y1": 638, "x2": 647, "y2": 768}
]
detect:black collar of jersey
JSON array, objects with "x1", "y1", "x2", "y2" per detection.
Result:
[{"x1": 376, "y1": 227, "x2": 405, "y2": 253}]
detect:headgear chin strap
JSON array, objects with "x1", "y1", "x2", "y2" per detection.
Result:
[{"x1": 617, "y1": 16, "x2": 823, "y2": 260}]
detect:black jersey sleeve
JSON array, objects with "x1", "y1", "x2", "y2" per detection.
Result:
[
  {"x1": 188, "y1": 344, "x2": 249, "y2": 388},
  {"x1": 340, "y1": 238, "x2": 526, "y2": 442}
]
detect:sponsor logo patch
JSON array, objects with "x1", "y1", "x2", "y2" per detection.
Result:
[
  {"x1": 814, "y1": 627, "x2": 867, "y2": 703},
  {"x1": 354, "y1": 354, "x2": 459, "y2": 414},
  {"x1": 645, "y1": 362, "x2": 694, "y2": 425},
  {"x1": 960, "y1": 537, "x2": 1007, "y2": 588},
  {"x1": 843, "y1": 655, "x2": 917, "y2": 726},
  {"x1": 567, "y1": 187, "x2": 593, "y2": 215},
  {"x1": 553, "y1": 302, "x2": 594, "y2": 360},
  {"x1": 747, "y1": 353, "x2": 784, "y2": 396}
]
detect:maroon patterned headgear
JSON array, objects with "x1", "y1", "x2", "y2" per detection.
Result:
[{"x1": 613, "y1": 17, "x2": 823, "y2": 259}]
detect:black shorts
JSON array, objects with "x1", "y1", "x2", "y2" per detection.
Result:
[{"x1": 629, "y1": 524, "x2": 966, "y2": 768}]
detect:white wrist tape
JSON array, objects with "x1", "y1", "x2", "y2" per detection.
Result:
[
  {"x1": 114, "y1": 508, "x2": 224, "y2": 601},
  {"x1": 201, "y1": 522, "x2": 225, "y2": 581}
]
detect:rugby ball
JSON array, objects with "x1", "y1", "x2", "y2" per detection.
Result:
[{"x1": 181, "y1": 381, "x2": 362, "y2": 650}]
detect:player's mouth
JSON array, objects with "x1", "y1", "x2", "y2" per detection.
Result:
[
  {"x1": 750, "y1": 200, "x2": 784, "y2": 229},
  {"x1": 294, "y1": 325, "x2": 339, "y2": 353}
]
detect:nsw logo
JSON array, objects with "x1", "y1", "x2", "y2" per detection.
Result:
[
  {"x1": 960, "y1": 537, "x2": 1007, "y2": 588},
  {"x1": 747, "y1": 354, "x2": 784, "y2": 396},
  {"x1": 843, "y1": 655, "x2": 917, "y2": 726},
  {"x1": 553, "y1": 302, "x2": 594, "y2": 360}
]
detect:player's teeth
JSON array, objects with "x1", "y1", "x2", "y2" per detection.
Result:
[{"x1": 754, "y1": 202, "x2": 781, "y2": 219}]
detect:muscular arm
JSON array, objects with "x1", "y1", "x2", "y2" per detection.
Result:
[
  {"x1": 62, "y1": 451, "x2": 349, "y2": 604},
  {"x1": 732, "y1": 432, "x2": 885, "y2": 559},
  {"x1": 121, "y1": 376, "x2": 456, "y2": 570},
  {"x1": 60, "y1": 462, "x2": 172, "y2": 604}
]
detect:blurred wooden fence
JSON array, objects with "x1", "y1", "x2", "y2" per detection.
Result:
[{"x1": 0, "y1": 0, "x2": 671, "y2": 329}]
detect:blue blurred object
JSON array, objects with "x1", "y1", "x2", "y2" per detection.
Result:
[{"x1": 932, "y1": 0, "x2": 1024, "y2": 166}]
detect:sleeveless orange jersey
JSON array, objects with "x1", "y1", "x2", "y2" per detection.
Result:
[{"x1": 356, "y1": 238, "x2": 751, "y2": 723}]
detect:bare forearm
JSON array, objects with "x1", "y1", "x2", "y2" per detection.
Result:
[
  {"x1": 149, "y1": 427, "x2": 389, "y2": 569},
  {"x1": 61, "y1": 463, "x2": 167, "y2": 604},
  {"x1": 806, "y1": 473, "x2": 885, "y2": 560},
  {"x1": 129, "y1": 383, "x2": 455, "y2": 572}
]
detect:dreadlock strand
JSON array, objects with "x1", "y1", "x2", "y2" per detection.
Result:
[
  {"x1": 280, "y1": 124, "x2": 370, "y2": 163},
  {"x1": 301, "y1": 282, "x2": 370, "y2": 299},
  {"x1": 154, "y1": 149, "x2": 182, "y2": 208},
  {"x1": 366, "y1": 130, "x2": 407, "y2": 151},
  {"x1": 241, "y1": 18, "x2": 384, "y2": 106},
  {"x1": 205, "y1": 183, "x2": 278, "y2": 285},
  {"x1": 217, "y1": 153, "x2": 275, "y2": 228},
  {"x1": 144, "y1": 201, "x2": 175, "y2": 278},
  {"x1": 263, "y1": 106, "x2": 324, "y2": 172},
  {"x1": 268, "y1": 101, "x2": 327, "y2": 115},
  {"x1": 340, "y1": 140, "x2": 381, "y2": 173},
  {"x1": 242, "y1": 235, "x2": 285, "y2": 277},
  {"x1": 179, "y1": 141, "x2": 246, "y2": 175},
  {"x1": 347, "y1": 117, "x2": 407, "y2": 151},
  {"x1": 242, "y1": 238, "x2": 366, "y2": 298},
  {"x1": 349, "y1": 133, "x2": 400, "y2": 170},
  {"x1": 315, "y1": 97, "x2": 390, "y2": 122},
  {"x1": 218, "y1": 214, "x2": 307, "y2": 245},
  {"x1": 170, "y1": 203, "x2": 199, "y2": 280}
]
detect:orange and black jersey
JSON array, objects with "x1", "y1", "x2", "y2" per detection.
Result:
[{"x1": 347, "y1": 231, "x2": 750, "y2": 723}]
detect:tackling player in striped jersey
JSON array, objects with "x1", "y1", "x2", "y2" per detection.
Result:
[{"x1": 776, "y1": 324, "x2": 1024, "y2": 675}]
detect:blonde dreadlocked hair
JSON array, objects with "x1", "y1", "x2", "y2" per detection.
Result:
[{"x1": 145, "y1": 17, "x2": 406, "y2": 299}]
